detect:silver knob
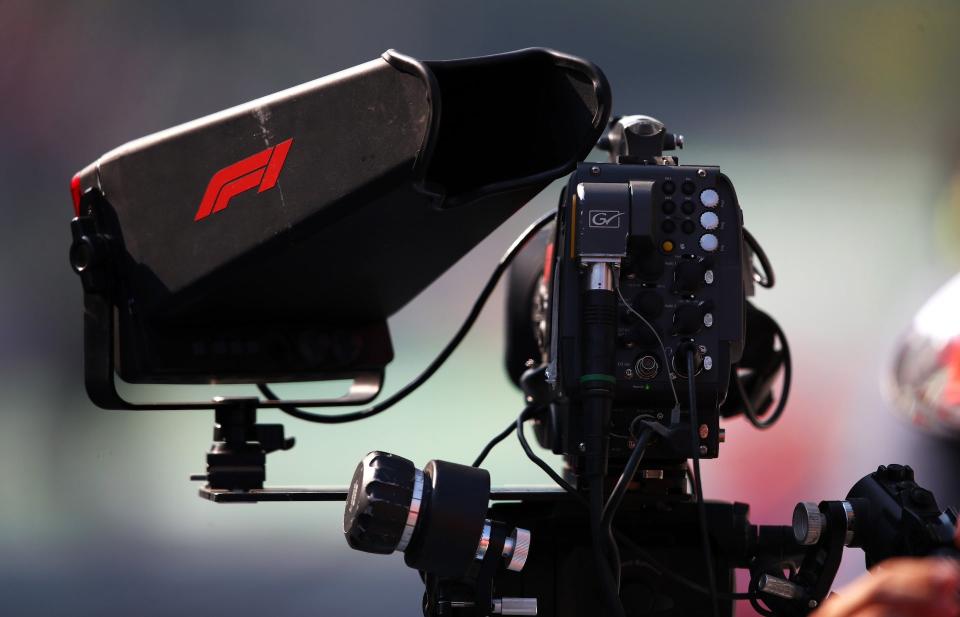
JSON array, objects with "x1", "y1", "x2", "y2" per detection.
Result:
[
  {"x1": 758, "y1": 574, "x2": 804, "y2": 600},
  {"x1": 503, "y1": 527, "x2": 531, "y2": 572},
  {"x1": 793, "y1": 502, "x2": 826, "y2": 545},
  {"x1": 493, "y1": 597, "x2": 538, "y2": 615}
]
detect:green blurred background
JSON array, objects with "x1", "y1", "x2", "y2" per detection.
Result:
[{"x1": 2, "y1": 1, "x2": 959, "y2": 615}]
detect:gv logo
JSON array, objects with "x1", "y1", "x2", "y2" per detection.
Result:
[{"x1": 588, "y1": 210, "x2": 623, "y2": 228}]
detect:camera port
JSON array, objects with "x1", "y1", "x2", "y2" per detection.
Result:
[
  {"x1": 634, "y1": 355, "x2": 659, "y2": 380},
  {"x1": 672, "y1": 344, "x2": 703, "y2": 378}
]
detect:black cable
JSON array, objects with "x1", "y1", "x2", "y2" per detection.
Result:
[
  {"x1": 256, "y1": 210, "x2": 556, "y2": 423},
  {"x1": 688, "y1": 350, "x2": 720, "y2": 617},
  {"x1": 743, "y1": 227, "x2": 775, "y2": 289},
  {"x1": 472, "y1": 419, "x2": 518, "y2": 467},
  {"x1": 515, "y1": 402, "x2": 622, "y2": 614},
  {"x1": 515, "y1": 406, "x2": 584, "y2": 503},
  {"x1": 738, "y1": 317, "x2": 792, "y2": 430},
  {"x1": 475, "y1": 366, "x2": 549, "y2": 467},
  {"x1": 616, "y1": 532, "x2": 756, "y2": 601},
  {"x1": 601, "y1": 426, "x2": 653, "y2": 590},
  {"x1": 601, "y1": 426, "x2": 652, "y2": 596},
  {"x1": 601, "y1": 425, "x2": 653, "y2": 526},
  {"x1": 590, "y1": 474, "x2": 626, "y2": 617}
]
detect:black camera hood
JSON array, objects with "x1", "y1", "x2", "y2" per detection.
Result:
[{"x1": 70, "y1": 48, "x2": 610, "y2": 394}]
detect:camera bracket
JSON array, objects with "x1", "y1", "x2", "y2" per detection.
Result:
[{"x1": 190, "y1": 398, "x2": 295, "y2": 491}]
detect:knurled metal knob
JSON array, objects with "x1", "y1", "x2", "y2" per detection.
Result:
[
  {"x1": 504, "y1": 527, "x2": 531, "y2": 572},
  {"x1": 343, "y1": 451, "x2": 417, "y2": 554},
  {"x1": 792, "y1": 501, "x2": 825, "y2": 546}
]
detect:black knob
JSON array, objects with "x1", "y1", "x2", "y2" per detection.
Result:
[
  {"x1": 622, "y1": 321, "x2": 662, "y2": 346},
  {"x1": 632, "y1": 291, "x2": 664, "y2": 320},
  {"x1": 344, "y1": 451, "x2": 416, "y2": 554},
  {"x1": 625, "y1": 239, "x2": 664, "y2": 282},
  {"x1": 674, "y1": 260, "x2": 705, "y2": 294},
  {"x1": 343, "y1": 452, "x2": 493, "y2": 578},
  {"x1": 673, "y1": 305, "x2": 703, "y2": 336}
]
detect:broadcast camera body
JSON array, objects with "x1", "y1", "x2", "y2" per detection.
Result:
[{"x1": 68, "y1": 49, "x2": 958, "y2": 617}]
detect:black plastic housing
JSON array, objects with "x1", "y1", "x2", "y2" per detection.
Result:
[
  {"x1": 549, "y1": 163, "x2": 747, "y2": 464},
  {"x1": 70, "y1": 48, "x2": 610, "y2": 390}
]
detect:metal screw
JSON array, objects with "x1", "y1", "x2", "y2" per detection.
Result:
[
  {"x1": 808, "y1": 600, "x2": 818, "y2": 609},
  {"x1": 698, "y1": 345, "x2": 707, "y2": 354},
  {"x1": 699, "y1": 445, "x2": 708, "y2": 455},
  {"x1": 697, "y1": 169, "x2": 707, "y2": 178},
  {"x1": 524, "y1": 359, "x2": 535, "y2": 368},
  {"x1": 698, "y1": 424, "x2": 709, "y2": 439},
  {"x1": 578, "y1": 442, "x2": 587, "y2": 452},
  {"x1": 656, "y1": 412, "x2": 664, "y2": 421},
  {"x1": 590, "y1": 166, "x2": 601, "y2": 176},
  {"x1": 625, "y1": 369, "x2": 634, "y2": 379}
]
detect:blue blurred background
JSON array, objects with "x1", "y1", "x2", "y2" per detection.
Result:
[{"x1": 2, "y1": 1, "x2": 960, "y2": 615}]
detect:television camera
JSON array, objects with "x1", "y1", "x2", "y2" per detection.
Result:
[{"x1": 68, "y1": 48, "x2": 958, "y2": 617}]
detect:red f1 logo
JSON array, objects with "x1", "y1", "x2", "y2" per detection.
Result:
[{"x1": 194, "y1": 138, "x2": 293, "y2": 221}]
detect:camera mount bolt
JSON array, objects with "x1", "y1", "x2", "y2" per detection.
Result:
[
  {"x1": 450, "y1": 598, "x2": 538, "y2": 615},
  {"x1": 758, "y1": 574, "x2": 806, "y2": 601}
]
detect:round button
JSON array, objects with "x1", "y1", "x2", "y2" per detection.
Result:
[
  {"x1": 662, "y1": 180, "x2": 676, "y2": 195},
  {"x1": 661, "y1": 219, "x2": 676, "y2": 234},
  {"x1": 700, "y1": 189, "x2": 720, "y2": 208},
  {"x1": 681, "y1": 200, "x2": 695, "y2": 215},
  {"x1": 662, "y1": 200, "x2": 676, "y2": 214},
  {"x1": 700, "y1": 211, "x2": 719, "y2": 230},
  {"x1": 661, "y1": 240, "x2": 674, "y2": 253},
  {"x1": 682, "y1": 180, "x2": 696, "y2": 195},
  {"x1": 699, "y1": 234, "x2": 719, "y2": 252},
  {"x1": 681, "y1": 220, "x2": 695, "y2": 234}
]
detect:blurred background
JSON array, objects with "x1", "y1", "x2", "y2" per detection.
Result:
[{"x1": 2, "y1": 1, "x2": 960, "y2": 615}]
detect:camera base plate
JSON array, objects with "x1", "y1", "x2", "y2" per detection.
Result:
[{"x1": 197, "y1": 485, "x2": 571, "y2": 503}]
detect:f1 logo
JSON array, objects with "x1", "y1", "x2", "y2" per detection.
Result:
[
  {"x1": 588, "y1": 210, "x2": 623, "y2": 229},
  {"x1": 194, "y1": 138, "x2": 293, "y2": 221}
]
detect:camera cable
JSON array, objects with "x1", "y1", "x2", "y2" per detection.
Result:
[
  {"x1": 601, "y1": 422, "x2": 654, "y2": 595},
  {"x1": 613, "y1": 282, "x2": 680, "y2": 413},
  {"x1": 257, "y1": 210, "x2": 557, "y2": 423},
  {"x1": 743, "y1": 227, "x2": 775, "y2": 289},
  {"x1": 513, "y1": 403, "x2": 625, "y2": 616},
  {"x1": 736, "y1": 317, "x2": 792, "y2": 430}
]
